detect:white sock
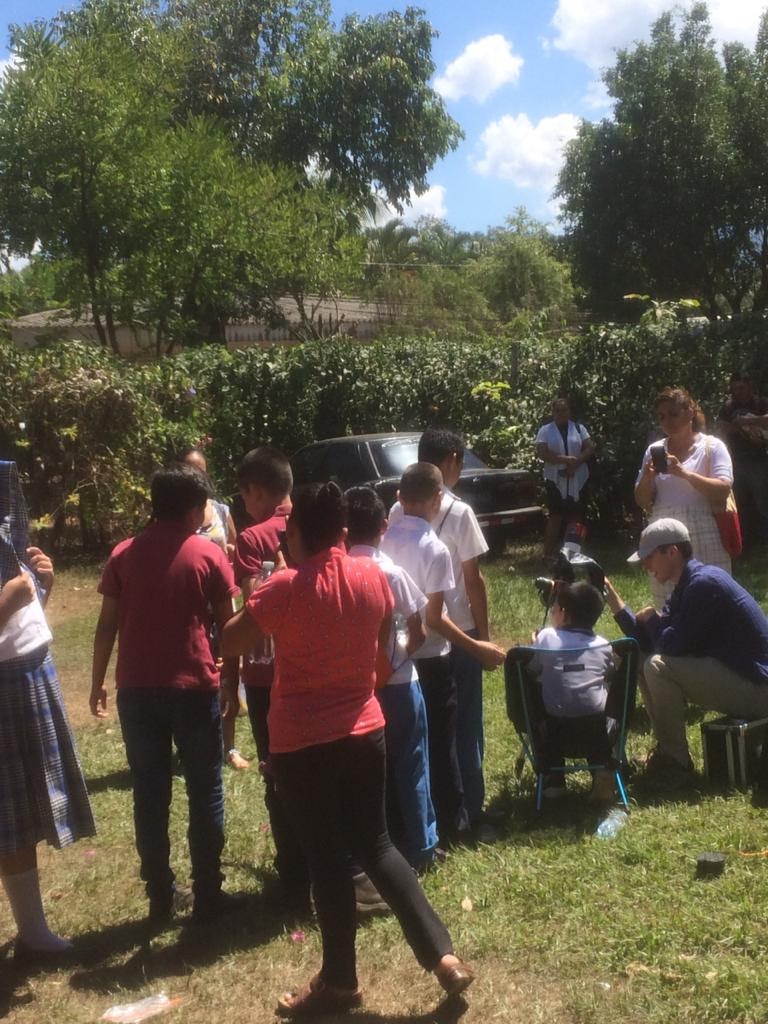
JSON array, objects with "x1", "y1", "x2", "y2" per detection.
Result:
[{"x1": 2, "y1": 868, "x2": 73, "y2": 952}]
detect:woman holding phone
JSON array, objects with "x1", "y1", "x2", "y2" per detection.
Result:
[{"x1": 635, "y1": 387, "x2": 733, "y2": 607}]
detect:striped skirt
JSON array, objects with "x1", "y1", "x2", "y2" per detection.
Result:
[
  {"x1": 648, "y1": 504, "x2": 732, "y2": 609},
  {"x1": 0, "y1": 646, "x2": 95, "y2": 856}
]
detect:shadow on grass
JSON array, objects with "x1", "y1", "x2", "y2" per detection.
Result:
[
  {"x1": 345, "y1": 995, "x2": 470, "y2": 1023},
  {"x1": 485, "y1": 783, "x2": 605, "y2": 842},
  {"x1": 66, "y1": 892, "x2": 291, "y2": 996},
  {"x1": 0, "y1": 940, "x2": 36, "y2": 1020},
  {"x1": 85, "y1": 768, "x2": 133, "y2": 794}
]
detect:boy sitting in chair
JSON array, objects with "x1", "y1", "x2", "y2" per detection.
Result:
[{"x1": 527, "y1": 581, "x2": 615, "y2": 803}]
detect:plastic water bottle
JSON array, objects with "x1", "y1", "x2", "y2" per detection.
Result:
[
  {"x1": 596, "y1": 808, "x2": 628, "y2": 839},
  {"x1": 249, "y1": 561, "x2": 275, "y2": 665}
]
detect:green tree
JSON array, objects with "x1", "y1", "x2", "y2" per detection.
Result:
[
  {"x1": 471, "y1": 210, "x2": 574, "y2": 324},
  {"x1": 0, "y1": 0, "x2": 460, "y2": 347},
  {"x1": 557, "y1": 4, "x2": 751, "y2": 317},
  {"x1": 163, "y1": 0, "x2": 461, "y2": 207}
]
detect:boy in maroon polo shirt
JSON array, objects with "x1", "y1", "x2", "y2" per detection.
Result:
[
  {"x1": 233, "y1": 447, "x2": 311, "y2": 916},
  {"x1": 90, "y1": 465, "x2": 239, "y2": 924}
]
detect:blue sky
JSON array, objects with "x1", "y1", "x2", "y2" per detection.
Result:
[{"x1": 2, "y1": 0, "x2": 766, "y2": 233}]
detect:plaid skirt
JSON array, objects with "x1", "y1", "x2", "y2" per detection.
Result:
[
  {"x1": 648, "y1": 504, "x2": 732, "y2": 609},
  {"x1": 0, "y1": 645, "x2": 95, "y2": 856}
]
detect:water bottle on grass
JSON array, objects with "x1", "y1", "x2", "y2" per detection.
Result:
[{"x1": 596, "y1": 808, "x2": 628, "y2": 838}]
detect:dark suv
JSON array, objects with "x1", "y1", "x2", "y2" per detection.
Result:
[{"x1": 291, "y1": 432, "x2": 543, "y2": 551}]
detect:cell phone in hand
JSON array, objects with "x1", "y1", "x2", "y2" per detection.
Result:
[{"x1": 650, "y1": 442, "x2": 668, "y2": 473}]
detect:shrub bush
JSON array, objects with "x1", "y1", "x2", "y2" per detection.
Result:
[{"x1": 5, "y1": 316, "x2": 768, "y2": 547}]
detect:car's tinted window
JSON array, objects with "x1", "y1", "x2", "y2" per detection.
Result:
[
  {"x1": 323, "y1": 444, "x2": 371, "y2": 487},
  {"x1": 291, "y1": 444, "x2": 330, "y2": 485},
  {"x1": 371, "y1": 438, "x2": 420, "y2": 477},
  {"x1": 458, "y1": 450, "x2": 485, "y2": 470},
  {"x1": 371, "y1": 438, "x2": 485, "y2": 477}
]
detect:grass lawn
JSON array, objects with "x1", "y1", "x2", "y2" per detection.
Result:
[{"x1": 4, "y1": 539, "x2": 768, "y2": 1023}]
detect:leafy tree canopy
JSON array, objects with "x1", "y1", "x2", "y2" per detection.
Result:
[
  {"x1": 0, "y1": 0, "x2": 460, "y2": 348},
  {"x1": 556, "y1": 2, "x2": 768, "y2": 318}
]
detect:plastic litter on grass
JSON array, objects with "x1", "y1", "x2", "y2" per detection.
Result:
[{"x1": 100, "y1": 993, "x2": 185, "y2": 1023}]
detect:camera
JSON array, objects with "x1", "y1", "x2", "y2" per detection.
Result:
[{"x1": 534, "y1": 522, "x2": 605, "y2": 614}]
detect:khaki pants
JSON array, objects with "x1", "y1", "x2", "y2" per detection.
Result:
[{"x1": 641, "y1": 655, "x2": 768, "y2": 766}]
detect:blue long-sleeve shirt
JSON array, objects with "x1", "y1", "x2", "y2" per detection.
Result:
[{"x1": 614, "y1": 560, "x2": 768, "y2": 685}]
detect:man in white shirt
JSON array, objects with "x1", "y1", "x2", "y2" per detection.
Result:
[
  {"x1": 382, "y1": 462, "x2": 504, "y2": 845},
  {"x1": 390, "y1": 428, "x2": 495, "y2": 837},
  {"x1": 345, "y1": 486, "x2": 438, "y2": 870}
]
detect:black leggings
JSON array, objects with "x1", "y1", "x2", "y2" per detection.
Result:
[{"x1": 272, "y1": 729, "x2": 453, "y2": 989}]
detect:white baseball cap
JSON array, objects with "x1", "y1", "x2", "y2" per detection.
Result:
[{"x1": 628, "y1": 518, "x2": 690, "y2": 562}]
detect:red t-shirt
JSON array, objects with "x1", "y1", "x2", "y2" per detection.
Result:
[
  {"x1": 233, "y1": 503, "x2": 290, "y2": 688},
  {"x1": 99, "y1": 521, "x2": 238, "y2": 690},
  {"x1": 246, "y1": 546, "x2": 393, "y2": 753}
]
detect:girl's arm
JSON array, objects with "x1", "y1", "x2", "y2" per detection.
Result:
[
  {"x1": 26, "y1": 546, "x2": 54, "y2": 606},
  {"x1": 0, "y1": 574, "x2": 36, "y2": 631},
  {"x1": 221, "y1": 605, "x2": 265, "y2": 656},
  {"x1": 634, "y1": 456, "x2": 656, "y2": 511}
]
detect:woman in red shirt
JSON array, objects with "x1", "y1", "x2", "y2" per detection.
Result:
[{"x1": 222, "y1": 482, "x2": 473, "y2": 1017}]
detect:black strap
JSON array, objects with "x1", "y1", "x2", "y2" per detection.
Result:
[{"x1": 435, "y1": 497, "x2": 456, "y2": 537}]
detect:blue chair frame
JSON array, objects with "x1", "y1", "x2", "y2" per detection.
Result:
[{"x1": 504, "y1": 637, "x2": 639, "y2": 811}]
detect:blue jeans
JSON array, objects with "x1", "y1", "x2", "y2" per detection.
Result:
[
  {"x1": 377, "y1": 681, "x2": 438, "y2": 868},
  {"x1": 449, "y1": 631, "x2": 485, "y2": 825},
  {"x1": 117, "y1": 688, "x2": 224, "y2": 904}
]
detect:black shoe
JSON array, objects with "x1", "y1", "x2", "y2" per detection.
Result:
[
  {"x1": 352, "y1": 872, "x2": 390, "y2": 917},
  {"x1": 643, "y1": 748, "x2": 696, "y2": 792},
  {"x1": 192, "y1": 890, "x2": 248, "y2": 923},
  {"x1": 148, "y1": 885, "x2": 193, "y2": 925}
]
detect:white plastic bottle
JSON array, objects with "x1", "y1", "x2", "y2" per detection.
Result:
[
  {"x1": 596, "y1": 808, "x2": 628, "y2": 839},
  {"x1": 249, "y1": 561, "x2": 275, "y2": 665}
]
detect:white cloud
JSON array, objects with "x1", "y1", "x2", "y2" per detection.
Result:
[
  {"x1": 368, "y1": 185, "x2": 448, "y2": 226},
  {"x1": 435, "y1": 34, "x2": 523, "y2": 103},
  {"x1": 402, "y1": 185, "x2": 447, "y2": 224},
  {"x1": 472, "y1": 113, "x2": 581, "y2": 192},
  {"x1": 0, "y1": 54, "x2": 19, "y2": 82},
  {"x1": 583, "y1": 77, "x2": 612, "y2": 112},
  {"x1": 551, "y1": 1, "x2": 765, "y2": 71}
]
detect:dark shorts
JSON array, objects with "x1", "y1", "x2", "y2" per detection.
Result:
[{"x1": 544, "y1": 480, "x2": 586, "y2": 516}]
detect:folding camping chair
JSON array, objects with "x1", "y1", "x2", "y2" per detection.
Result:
[{"x1": 504, "y1": 636, "x2": 639, "y2": 811}]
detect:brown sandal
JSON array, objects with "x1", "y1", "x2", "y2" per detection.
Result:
[
  {"x1": 435, "y1": 958, "x2": 475, "y2": 998},
  {"x1": 276, "y1": 973, "x2": 363, "y2": 1017}
]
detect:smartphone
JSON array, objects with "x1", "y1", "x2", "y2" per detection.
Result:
[{"x1": 650, "y1": 442, "x2": 668, "y2": 473}]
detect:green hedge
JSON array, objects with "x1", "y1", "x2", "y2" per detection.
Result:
[{"x1": 4, "y1": 317, "x2": 768, "y2": 547}]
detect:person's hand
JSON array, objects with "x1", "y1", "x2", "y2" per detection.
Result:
[
  {"x1": 219, "y1": 680, "x2": 240, "y2": 720},
  {"x1": 89, "y1": 682, "x2": 108, "y2": 718},
  {"x1": 2, "y1": 573, "x2": 36, "y2": 615},
  {"x1": 530, "y1": 629, "x2": 539, "y2": 643},
  {"x1": 665, "y1": 453, "x2": 684, "y2": 477},
  {"x1": 475, "y1": 640, "x2": 506, "y2": 671},
  {"x1": 26, "y1": 546, "x2": 54, "y2": 592},
  {"x1": 559, "y1": 455, "x2": 577, "y2": 469},
  {"x1": 603, "y1": 577, "x2": 624, "y2": 615},
  {"x1": 274, "y1": 549, "x2": 288, "y2": 572},
  {"x1": 635, "y1": 605, "x2": 657, "y2": 623}
]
